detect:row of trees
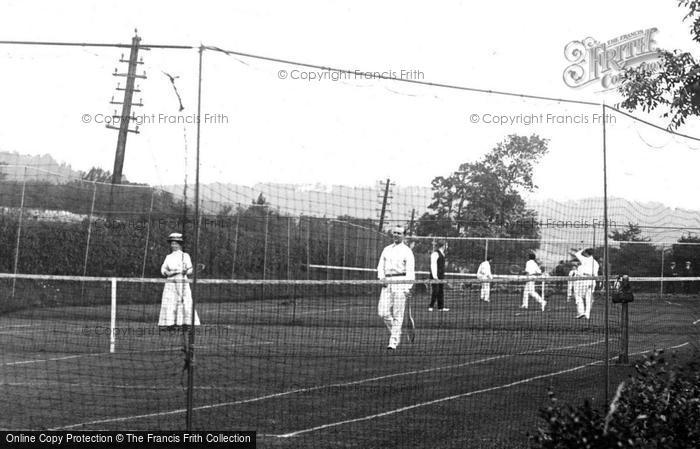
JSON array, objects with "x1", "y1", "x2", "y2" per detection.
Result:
[
  {"x1": 5, "y1": 140, "x2": 699, "y2": 282},
  {"x1": 0, "y1": 181, "x2": 385, "y2": 280},
  {"x1": 604, "y1": 224, "x2": 700, "y2": 277}
]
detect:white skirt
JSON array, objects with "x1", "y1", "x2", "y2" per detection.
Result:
[{"x1": 158, "y1": 281, "x2": 201, "y2": 326}]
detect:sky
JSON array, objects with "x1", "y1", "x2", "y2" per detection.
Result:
[{"x1": 1, "y1": 0, "x2": 700, "y2": 210}]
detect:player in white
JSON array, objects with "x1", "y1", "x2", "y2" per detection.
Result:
[
  {"x1": 567, "y1": 261, "x2": 579, "y2": 302},
  {"x1": 521, "y1": 253, "x2": 546, "y2": 311},
  {"x1": 159, "y1": 232, "x2": 201, "y2": 329},
  {"x1": 377, "y1": 225, "x2": 416, "y2": 351},
  {"x1": 477, "y1": 256, "x2": 493, "y2": 302},
  {"x1": 571, "y1": 248, "x2": 599, "y2": 319}
]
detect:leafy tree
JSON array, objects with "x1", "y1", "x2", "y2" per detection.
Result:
[
  {"x1": 609, "y1": 223, "x2": 648, "y2": 242},
  {"x1": 617, "y1": 1, "x2": 700, "y2": 129},
  {"x1": 671, "y1": 232, "x2": 700, "y2": 269},
  {"x1": 254, "y1": 192, "x2": 267, "y2": 205},
  {"x1": 82, "y1": 167, "x2": 120, "y2": 183},
  {"x1": 606, "y1": 223, "x2": 661, "y2": 277},
  {"x1": 419, "y1": 134, "x2": 548, "y2": 239},
  {"x1": 416, "y1": 134, "x2": 548, "y2": 271}
]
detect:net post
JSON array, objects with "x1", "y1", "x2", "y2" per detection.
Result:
[
  {"x1": 354, "y1": 225, "x2": 360, "y2": 271},
  {"x1": 140, "y1": 189, "x2": 155, "y2": 279},
  {"x1": 287, "y1": 215, "x2": 292, "y2": 280},
  {"x1": 78, "y1": 181, "x2": 98, "y2": 300},
  {"x1": 262, "y1": 207, "x2": 270, "y2": 301},
  {"x1": 306, "y1": 216, "x2": 311, "y2": 280},
  {"x1": 602, "y1": 103, "x2": 610, "y2": 407},
  {"x1": 618, "y1": 302, "x2": 629, "y2": 364},
  {"x1": 110, "y1": 277, "x2": 117, "y2": 353},
  {"x1": 82, "y1": 182, "x2": 98, "y2": 278},
  {"x1": 326, "y1": 220, "x2": 331, "y2": 298},
  {"x1": 326, "y1": 220, "x2": 331, "y2": 280},
  {"x1": 11, "y1": 166, "x2": 27, "y2": 298},
  {"x1": 660, "y1": 243, "x2": 665, "y2": 298},
  {"x1": 541, "y1": 278, "x2": 545, "y2": 303},
  {"x1": 230, "y1": 212, "x2": 239, "y2": 278},
  {"x1": 186, "y1": 42, "x2": 205, "y2": 432},
  {"x1": 342, "y1": 221, "x2": 347, "y2": 280},
  {"x1": 287, "y1": 215, "x2": 297, "y2": 306}
]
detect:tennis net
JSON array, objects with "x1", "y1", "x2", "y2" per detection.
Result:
[{"x1": 1, "y1": 272, "x2": 697, "y2": 436}]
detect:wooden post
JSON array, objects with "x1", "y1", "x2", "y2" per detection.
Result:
[
  {"x1": 110, "y1": 278, "x2": 117, "y2": 353},
  {"x1": 230, "y1": 213, "x2": 239, "y2": 278},
  {"x1": 140, "y1": 189, "x2": 155, "y2": 279},
  {"x1": 110, "y1": 32, "x2": 143, "y2": 185},
  {"x1": 306, "y1": 216, "x2": 311, "y2": 280},
  {"x1": 660, "y1": 244, "x2": 665, "y2": 299},
  {"x1": 79, "y1": 181, "x2": 97, "y2": 300},
  {"x1": 262, "y1": 209, "x2": 270, "y2": 280},
  {"x1": 618, "y1": 303, "x2": 629, "y2": 364},
  {"x1": 342, "y1": 221, "x2": 347, "y2": 280},
  {"x1": 377, "y1": 178, "x2": 390, "y2": 233},
  {"x1": 11, "y1": 167, "x2": 27, "y2": 298},
  {"x1": 287, "y1": 216, "x2": 292, "y2": 280}
]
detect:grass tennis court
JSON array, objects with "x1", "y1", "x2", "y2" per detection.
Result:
[{"x1": 1, "y1": 280, "x2": 698, "y2": 448}]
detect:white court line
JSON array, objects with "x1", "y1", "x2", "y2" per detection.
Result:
[
  {"x1": 3, "y1": 341, "x2": 273, "y2": 367},
  {"x1": 693, "y1": 319, "x2": 700, "y2": 325},
  {"x1": 296, "y1": 304, "x2": 373, "y2": 316},
  {"x1": 0, "y1": 329, "x2": 40, "y2": 335},
  {"x1": 665, "y1": 301, "x2": 682, "y2": 306},
  {"x1": 3, "y1": 347, "x2": 182, "y2": 366},
  {"x1": 0, "y1": 381, "x2": 242, "y2": 390},
  {"x1": 4, "y1": 354, "x2": 102, "y2": 366},
  {"x1": 271, "y1": 341, "x2": 691, "y2": 438},
  {"x1": 52, "y1": 339, "x2": 604, "y2": 430},
  {"x1": 296, "y1": 307, "x2": 346, "y2": 315},
  {"x1": 0, "y1": 325, "x2": 33, "y2": 328},
  {"x1": 211, "y1": 341, "x2": 273, "y2": 348}
]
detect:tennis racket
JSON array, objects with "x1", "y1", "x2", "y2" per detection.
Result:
[
  {"x1": 509, "y1": 264, "x2": 523, "y2": 275},
  {"x1": 405, "y1": 292, "x2": 416, "y2": 343},
  {"x1": 407, "y1": 302, "x2": 416, "y2": 343}
]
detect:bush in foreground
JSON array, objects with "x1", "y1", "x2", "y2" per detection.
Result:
[{"x1": 530, "y1": 350, "x2": 700, "y2": 448}]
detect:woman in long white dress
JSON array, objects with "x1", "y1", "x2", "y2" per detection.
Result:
[{"x1": 158, "y1": 232, "x2": 200, "y2": 329}]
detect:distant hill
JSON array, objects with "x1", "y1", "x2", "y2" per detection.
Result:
[
  {"x1": 1, "y1": 153, "x2": 697, "y2": 251},
  {"x1": 164, "y1": 182, "x2": 700, "y2": 243},
  {"x1": 0, "y1": 152, "x2": 81, "y2": 182}
]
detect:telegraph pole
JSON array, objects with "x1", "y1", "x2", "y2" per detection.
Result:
[
  {"x1": 377, "y1": 178, "x2": 392, "y2": 233},
  {"x1": 107, "y1": 30, "x2": 145, "y2": 185}
]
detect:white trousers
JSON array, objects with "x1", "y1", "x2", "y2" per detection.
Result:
[
  {"x1": 574, "y1": 280, "x2": 595, "y2": 318},
  {"x1": 522, "y1": 281, "x2": 544, "y2": 308},
  {"x1": 480, "y1": 283, "x2": 491, "y2": 301},
  {"x1": 377, "y1": 283, "x2": 409, "y2": 349}
]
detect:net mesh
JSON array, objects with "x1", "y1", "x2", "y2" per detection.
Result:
[
  {"x1": 0, "y1": 42, "x2": 698, "y2": 449},
  {"x1": 1, "y1": 274, "x2": 697, "y2": 440}
]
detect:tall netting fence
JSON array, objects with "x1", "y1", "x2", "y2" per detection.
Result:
[
  {"x1": 601, "y1": 104, "x2": 700, "y2": 396},
  {"x1": 0, "y1": 42, "x2": 698, "y2": 449}
]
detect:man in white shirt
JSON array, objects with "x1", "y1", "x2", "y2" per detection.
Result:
[
  {"x1": 571, "y1": 248, "x2": 600, "y2": 319},
  {"x1": 377, "y1": 225, "x2": 416, "y2": 351},
  {"x1": 477, "y1": 256, "x2": 493, "y2": 302},
  {"x1": 521, "y1": 253, "x2": 546, "y2": 311},
  {"x1": 428, "y1": 240, "x2": 448, "y2": 311}
]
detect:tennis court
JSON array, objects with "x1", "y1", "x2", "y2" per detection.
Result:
[{"x1": 1, "y1": 276, "x2": 697, "y2": 448}]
